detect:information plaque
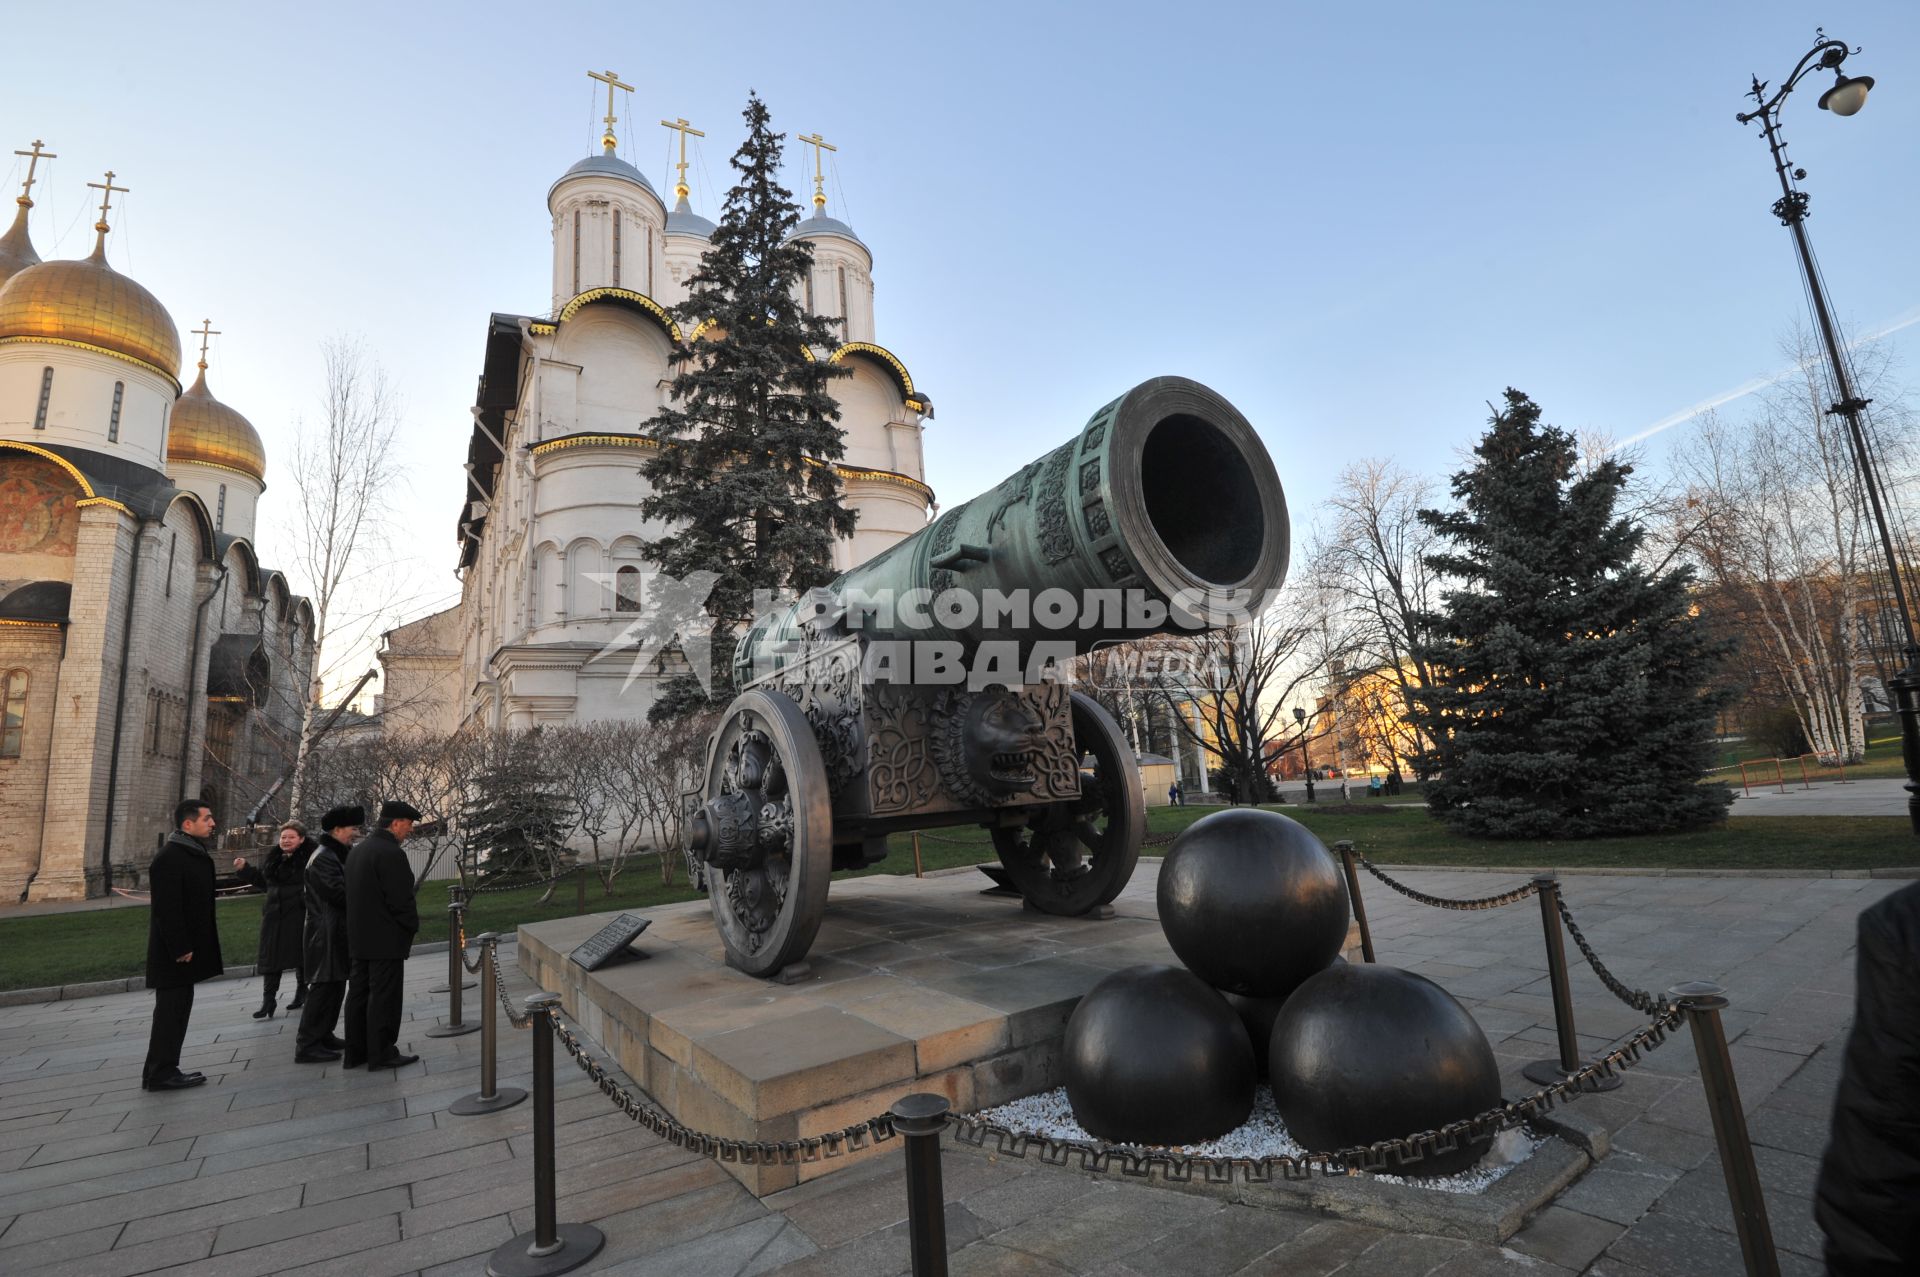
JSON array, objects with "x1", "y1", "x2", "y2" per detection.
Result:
[{"x1": 568, "y1": 914, "x2": 653, "y2": 971}]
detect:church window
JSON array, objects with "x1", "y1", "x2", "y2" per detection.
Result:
[
  {"x1": 34, "y1": 367, "x2": 53, "y2": 429},
  {"x1": 804, "y1": 271, "x2": 814, "y2": 313},
  {"x1": 646, "y1": 226, "x2": 654, "y2": 294},
  {"x1": 165, "y1": 532, "x2": 176, "y2": 598},
  {"x1": 572, "y1": 211, "x2": 581, "y2": 294},
  {"x1": 615, "y1": 565, "x2": 641, "y2": 613},
  {"x1": 109, "y1": 381, "x2": 124, "y2": 441},
  {"x1": 216, "y1": 485, "x2": 227, "y2": 531},
  {"x1": 1, "y1": 670, "x2": 26, "y2": 759},
  {"x1": 838, "y1": 267, "x2": 848, "y2": 320},
  {"x1": 612, "y1": 208, "x2": 621, "y2": 287}
]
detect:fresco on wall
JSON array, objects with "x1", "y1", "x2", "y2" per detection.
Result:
[{"x1": 0, "y1": 457, "x2": 82, "y2": 582}]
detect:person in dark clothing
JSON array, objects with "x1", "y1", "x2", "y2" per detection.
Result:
[
  {"x1": 232, "y1": 821, "x2": 314, "y2": 1019},
  {"x1": 1815, "y1": 880, "x2": 1920, "y2": 1274},
  {"x1": 293, "y1": 806, "x2": 361, "y2": 1064},
  {"x1": 143, "y1": 799, "x2": 225, "y2": 1091},
  {"x1": 342, "y1": 800, "x2": 422, "y2": 1070}
]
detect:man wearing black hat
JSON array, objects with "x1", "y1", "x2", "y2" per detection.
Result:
[
  {"x1": 293, "y1": 805, "x2": 362, "y2": 1063},
  {"x1": 342, "y1": 800, "x2": 423, "y2": 1070},
  {"x1": 143, "y1": 799, "x2": 225, "y2": 1091}
]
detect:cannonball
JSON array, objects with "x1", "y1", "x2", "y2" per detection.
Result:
[
  {"x1": 1157, "y1": 809, "x2": 1350, "y2": 997},
  {"x1": 1268, "y1": 963, "x2": 1501, "y2": 1177},
  {"x1": 1064, "y1": 964, "x2": 1254, "y2": 1145}
]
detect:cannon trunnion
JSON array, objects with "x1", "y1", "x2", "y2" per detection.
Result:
[{"x1": 685, "y1": 376, "x2": 1291, "y2": 977}]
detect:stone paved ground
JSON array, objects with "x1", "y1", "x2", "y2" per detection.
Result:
[{"x1": 0, "y1": 869, "x2": 1896, "y2": 1275}]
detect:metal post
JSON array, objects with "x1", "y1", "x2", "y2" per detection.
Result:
[
  {"x1": 891, "y1": 1093, "x2": 951, "y2": 1277},
  {"x1": 431, "y1": 884, "x2": 476, "y2": 993},
  {"x1": 1670, "y1": 981, "x2": 1780, "y2": 1277},
  {"x1": 1522, "y1": 878, "x2": 1621, "y2": 1090},
  {"x1": 451, "y1": 935, "x2": 527, "y2": 1116},
  {"x1": 428, "y1": 902, "x2": 480, "y2": 1038},
  {"x1": 487, "y1": 994, "x2": 604, "y2": 1277},
  {"x1": 1334, "y1": 841, "x2": 1375, "y2": 963},
  {"x1": 912, "y1": 832, "x2": 924, "y2": 879}
]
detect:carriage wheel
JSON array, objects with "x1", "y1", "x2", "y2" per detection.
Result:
[
  {"x1": 689, "y1": 689, "x2": 833, "y2": 977},
  {"x1": 990, "y1": 691, "x2": 1144, "y2": 916}
]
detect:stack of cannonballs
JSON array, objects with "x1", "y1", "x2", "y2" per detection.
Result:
[{"x1": 1062, "y1": 808, "x2": 1501, "y2": 1176}]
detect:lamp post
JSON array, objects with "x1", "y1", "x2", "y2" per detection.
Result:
[
  {"x1": 1738, "y1": 30, "x2": 1920, "y2": 834},
  {"x1": 1293, "y1": 706, "x2": 1316, "y2": 803}
]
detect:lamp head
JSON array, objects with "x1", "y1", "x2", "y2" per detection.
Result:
[
  {"x1": 1818, "y1": 71, "x2": 1874, "y2": 116},
  {"x1": 1293, "y1": 706, "x2": 1307, "y2": 724}
]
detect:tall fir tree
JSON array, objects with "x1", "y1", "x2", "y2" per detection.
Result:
[
  {"x1": 640, "y1": 93, "x2": 853, "y2": 721},
  {"x1": 1408, "y1": 390, "x2": 1733, "y2": 838}
]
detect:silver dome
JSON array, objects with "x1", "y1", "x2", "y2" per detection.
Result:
[{"x1": 549, "y1": 152, "x2": 660, "y2": 205}]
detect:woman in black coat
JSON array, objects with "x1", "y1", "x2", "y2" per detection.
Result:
[{"x1": 232, "y1": 821, "x2": 314, "y2": 1018}]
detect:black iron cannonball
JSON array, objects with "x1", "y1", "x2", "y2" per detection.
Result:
[
  {"x1": 1223, "y1": 957, "x2": 1343, "y2": 1076},
  {"x1": 1064, "y1": 964, "x2": 1255, "y2": 1145},
  {"x1": 1157, "y1": 808, "x2": 1350, "y2": 997},
  {"x1": 1268, "y1": 962, "x2": 1502, "y2": 1177}
]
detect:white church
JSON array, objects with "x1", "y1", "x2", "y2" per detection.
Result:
[{"x1": 382, "y1": 85, "x2": 935, "y2": 737}]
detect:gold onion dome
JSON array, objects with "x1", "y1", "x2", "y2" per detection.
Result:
[
  {"x1": 169, "y1": 362, "x2": 266, "y2": 484},
  {"x1": 0, "y1": 203, "x2": 38, "y2": 287},
  {"x1": 0, "y1": 240, "x2": 182, "y2": 382}
]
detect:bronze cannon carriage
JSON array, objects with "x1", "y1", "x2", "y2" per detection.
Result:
[{"x1": 684, "y1": 376, "x2": 1291, "y2": 976}]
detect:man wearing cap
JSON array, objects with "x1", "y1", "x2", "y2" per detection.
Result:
[
  {"x1": 293, "y1": 805, "x2": 361, "y2": 1063},
  {"x1": 342, "y1": 800, "x2": 423, "y2": 1070}
]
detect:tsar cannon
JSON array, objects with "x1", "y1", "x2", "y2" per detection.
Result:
[{"x1": 684, "y1": 376, "x2": 1290, "y2": 976}]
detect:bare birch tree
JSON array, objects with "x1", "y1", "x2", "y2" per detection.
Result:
[{"x1": 285, "y1": 336, "x2": 399, "y2": 813}]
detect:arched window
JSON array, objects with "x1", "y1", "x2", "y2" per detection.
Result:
[
  {"x1": 216, "y1": 484, "x2": 227, "y2": 531},
  {"x1": 615, "y1": 565, "x2": 642, "y2": 613},
  {"x1": 1, "y1": 670, "x2": 27, "y2": 759},
  {"x1": 109, "y1": 381, "x2": 124, "y2": 441},
  {"x1": 34, "y1": 367, "x2": 53, "y2": 429}
]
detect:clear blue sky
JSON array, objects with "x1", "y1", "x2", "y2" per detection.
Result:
[{"x1": 5, "y1": 2, "x2": 1917, "y2": 648}]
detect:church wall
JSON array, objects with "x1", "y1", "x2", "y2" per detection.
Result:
[
  {"x1": 841, "y1": 478, "x2": 935, "y2": 570},
  {"x1": 0, "y1": 627, "x2": 61, "y2": 900},
  {"x1": 832, "y1": 362, "x2": 913, "y2": 474},
  {"x1": 553, "y1": 308, "x2": 672, "y2": 432},
  {"x1": 801, "y1": 242, "x2": 875, "y2": 346},
  {"x1": 549, "y1": 178, "x2": 668, "y2": 310},
  {"x1": 381, "y1": 605, "x2": 463, "y2": 741},
  {"x1": 0, "y1": 450, "x2": 81, "y2": 582},
  {"x1": 0, "y1": 345, "x2": 176, "y2": 474}
]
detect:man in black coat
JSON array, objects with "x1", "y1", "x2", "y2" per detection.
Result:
[
  {"x1": 293, "y1": 805, "x2": 362, "y2": 1063},
  {"x1": 342, "y1": 800, "x2": 422, "y2": 1070},
  {"x1": 143, "y1": 799, "x2": 225, "y2": 1091},
  {"x1": 1815, "y1": 880, "x2": 1920, "y2": 1273}
]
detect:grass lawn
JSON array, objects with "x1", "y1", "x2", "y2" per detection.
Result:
[
  {"x1": 1714, "y1": 732, "x2": 1905, "y2": 781},
  {"x1": 4, "y1": 803, "x2": 1913, "y2": 992}
]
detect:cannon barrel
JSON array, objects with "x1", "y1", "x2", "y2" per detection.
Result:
[{"x1": 740, "y1": 376, "x2": 1289, "y2": 679}]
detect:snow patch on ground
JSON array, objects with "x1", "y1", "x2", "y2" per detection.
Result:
[{"x1": 969, "y1": 1086, "x2": 1541, "y2": 1196}]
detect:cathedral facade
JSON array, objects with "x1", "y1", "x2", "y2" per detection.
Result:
[
  {"x1": 0, "y1": 145, "x2": 314, "y2": 900},
  {"x1": 387, "y1": 103, "x2": 935, "y2": 734}
]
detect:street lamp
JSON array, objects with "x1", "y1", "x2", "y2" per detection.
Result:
[
  {"x1": 1738, "y1": 30, "x2": 1920, "y2": 833},
  {"x1": 1293, "y1": 706, "x2": 1316, "y2": 803}
]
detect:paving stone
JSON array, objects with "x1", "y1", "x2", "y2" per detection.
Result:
[
  {"x1": 944, "y1": 1240, "x2": 1077, "y2": 1275},
  {"x1": 272, "y1": 1216, "x2": 517, "y2": 1277},
  {"x1": 1428, "y1": 1248, "x2": 1579, "y2": 1275},
  {"x1": 1113, "y1": 1204, "x2": 1318, "y2": 1275},
  {"x1": 1607, "y1": 1119, "x2": 1716, "y2": 1171},
  {"x1": 115, "y1": 1186, "x2": 302, "y2": 1247},
  {"x1": 957, "y1": 1164, "x2": 1102, "y2": 1230},
  {"x1": 1603, "y1": 1207, "x2": 1755, "y2": 1275},
  {"x1": 601, "y1": 1214, "x2": 802, "y2": 1276},
  {"x1": 1551, "y1": 1154, "x2": 1686, "y2": 1226},
  {"x1": 986, "y1": 1183, "x2": 1221, "y2": 1268},
  {"x1": 149, "y1": 1216, "x2": 403, "y2": 1277},
  {"x1": 752, "y1": 1205, "x2": 984, "y2": 1277},
  {"x1": 24, "y1": 1226, "x2": 214, "y2": 1277},
  {"x1": 1328, "y1": 1231, "x2": 1473, "y2": 1276},
  {"x1": 1260, "y1": 1219, "x2": 1392, "y2": 1269},
  {"x1": 210, "y1": 1184, "x2": 410, "y2": 1254},
  {"x1": 0, "y1": 1220, "x2": 123, "y2": 1272},
  {"x1": 1506, "y1": 1205, "x2": 1626, "y2": 1270}
]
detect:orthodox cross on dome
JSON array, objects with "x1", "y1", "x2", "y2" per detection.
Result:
[
  {"x1": 13, "y1": 140, "x2": 55, "y2": 207},
  {"x1": 659, "y1": 116, "x2": 706, "y2": 202},
  {"x1": 797, "y1": 133, "x2": 836, "y2": 210},
  {"x1": 191, "y1": 318, "x2": 220, "y2": 372},
  {"x1": 588, "y1": 68, "x2": 634, "y2": 153},
  {"x1": 85, "y1": 170, "x2": 128, "y2": 256}
]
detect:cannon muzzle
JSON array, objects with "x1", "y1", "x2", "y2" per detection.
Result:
[{"x1": 740, "y1": 376, "x2": 1288, "y2": 679}]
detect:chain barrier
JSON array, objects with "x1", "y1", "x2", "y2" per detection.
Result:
[
  {"x1": 493, "y1": 944, "x2": 533, "y2": 1031},
  {"x1": 946, "y1": 1002, "x2": 1683, "y2": 1184},
  {"x1": 1356, "y1": 856, "x2": 1541, "y2": 911},
  {"x1": 457, "y1": 863, "x2": 593, "y2": 897},
  {"x1": 454, "y1": 913, "x2": 486, "y2": 976},
  {"x1": 1554, "y1": 895, "x2": 1664, "y2": 1016},
  {"x1": 547, "y1": 1011, "x2": 900, "y2": 1166}
]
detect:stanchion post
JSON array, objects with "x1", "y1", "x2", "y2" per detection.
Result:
[
  {"x1": 1669, "y1": 981, "x2": 1780, "y2": 1277},
  {"x1": 1522, "y1": 877, "x2": 1621, "y2": 1091},
  {"x1": 427, "y1": 901, "x2": 480, "y2": 1038},
  {"x1": 487, "y1": 994, "x2": 604, "y2": 1277},
  {"x1": 913, "y1": 832, "x2": 924, "y2": 879},
  {"x1": 431, "y1": 884, "x2": 476, "y2": 993},
  {"x1": 1334, "y1": 841, "x2": 1375, "y2": 963},
  {"x1": 451, "y1": 935, "x2": 527, "y2": 1116},
  {"x1": 891, "y1": 1093, "x2": 951, "y2": 1277}
]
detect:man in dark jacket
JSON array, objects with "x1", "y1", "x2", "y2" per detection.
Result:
[
  {"x1": 293, "y1": 805, "x2": 361, "y2": 1063},
  {"x1": 143, "y1": 799, "x2": 225, "y2": 1091},
  {"x1": 342, "y1": 800, "x2": 422, "y2": 1070},
  {"x1": 1815, "y1": 880, "x2": 1920, "y2": 1273}
]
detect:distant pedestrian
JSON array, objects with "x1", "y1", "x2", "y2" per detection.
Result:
[
  {"x1": 1368, "y1": 774, "x2": 1384, "y2": 798},
  {"x1": 343, "y1": 800, "x2": 423, "y2": 1071},
  {"x1": 293, "y1": 806, "x2": 361, "y2": 1064},
  {"x1": 143, "y1": 799, "x2": 225, "y2": 1092},
  {"x1": 1168, "y1": 782, "x2": 1182, "y2": 806},
  {"x1": 1814, "y1": 880, "x2": 1920, "y2": 1273},
  {"x1": 232, "y1": 821, "x2": 313, "y2": 1020}
]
